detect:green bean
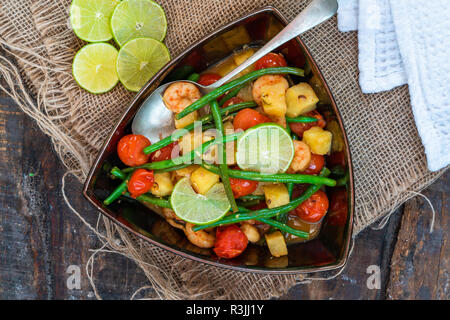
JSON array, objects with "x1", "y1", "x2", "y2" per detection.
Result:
[
  {"x1": 154, "y1": 164, "x2": 192, "y2": 173},
  {"x1": 124, "y1": 193, "x2": 172, "y2": 208},
  {"x1": 236, "y1": 206, "x2": 307, "y2": 238},
  {"x1": 193, "y1": 168, "x2": 330, "y2": 231},
  {"x1": 236, "y1": 199, "x2": 261, "y2": 208},
  {"x1": 286, "y1": 116, "x2": 318, "y2": 123},
  {"x1": 124, "y1": 133, "x2": 243, "y2": 173},
  {"x1": 218, "y1": 83, "x2": 247, "y2": 106},
  {"x1": 111, "y1": 166, "x2": 126, "y2": 180},
  {"x1": 201, "y1": 163, "x2": 336, "y2": 186},
  {"x1": 187, "y1": 73, "x2": 200, "y2": 82},
  {"x1": 257, "y1": 218, "x2": 309, "y2": 239},
  {"x1": 238, "y1": 195, "x2": 265, "y2": 201},
  {"x1": 176, "y1": 67, "x2": 304, "y2": 119},
  {"x1": 103, "y1": 174, "x2": 130, "y2": 205},
  {"x1": 142, "y1": 102, "x2": 256, "y2": 155},
  {"x1": 210, "y1": 99, "x2": 238, "y2": 212}
]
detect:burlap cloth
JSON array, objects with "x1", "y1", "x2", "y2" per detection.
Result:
[{"x1": 0, "y1": 0, "x2": 447, "y2": 299}]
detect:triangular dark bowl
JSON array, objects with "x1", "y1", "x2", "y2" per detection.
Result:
[{"x1": 83, "y1": 6, "x2": 354, "y2": 274}]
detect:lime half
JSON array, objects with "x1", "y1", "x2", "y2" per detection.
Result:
[
  {"x1": 110, "y1": 0, "x2": 167, "y2": 47},
  {"x1": 236, "y1": 123, "x2": 294, "y2": 174},
  {"x1": 116, "y1": 37, "x2": 170, "y2": 92},
  {"x1": 170, "y1": 178, "x2": 231, "y2": 225},
  {"x1": 70, "y1": 0, "x2": 119, "y2": 42},
  {"x1": 72, "y1": 43, "x2": 119, "y2": 94}
]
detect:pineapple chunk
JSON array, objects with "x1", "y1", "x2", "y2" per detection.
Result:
[
  {"x1": 179, "y1": 131, "x2": 203, "y2": 155},
  {"x1": 174, "y1": 165, "x2": 199, "y2": 178},
  {"x1": 190, "y1": 167, "x2": 220, "y2": 195},
  {"x1": 214, "y1": 58, "x2": 238, "y2": 77},
  {"x1": 261, "y1": 81, "x2": 289, "y2": 117},
  {"x1": 221, "y1": 25, "x2": 251, "y2": 50},
  {"x1": 303, "y1": 126, "x2": 332, "y2": 155},
  {"x1": 150, "y1": 172, "x2": 174, "y2": 197},
  {"x1": 174, "y1": 111, "x2": 198, "y2": 129},
  {"x1": 263, "y1": 183, "x2": 290, "y2": 209},
  {"x1": 233, "y1": 48, "x2": 255, "y2": 75},
  {"x1": 265, "y1": 231, "x2": 288, "y2": 257},
  {"x1": 285, "y1": 83, "x2": 319, "y2": 117}
]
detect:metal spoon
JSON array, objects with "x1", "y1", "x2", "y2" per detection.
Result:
[{"x1": 132, "y1": 0, "x2": 338, "y2": 143}]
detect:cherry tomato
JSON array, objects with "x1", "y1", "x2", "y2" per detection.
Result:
[
  {"x1": 294, "y1": 190, "x2": 329, "y2": 223},
  {"x1": 279, "y1": 40, "x2": 306, "y2": 68},
  {"x1": 254, "y1": 52, "x2": 287, "y2": 70},
  {"x1": 233, "y1": 108, "x2": 271, "y2": 131},
  {"x1": 327, "y1": 187, "x2": 348, "y2": 227},
  {"x1": 289, "y1": 110, "x2": 326, "y2": 138},
  {"x1": 214, "y1": 225, "x2": 248, "y2": 259},
  {"x1": 127, "y1": 169, "x2": 155, "y2": 199},
  {"x1": 117, "y1": 134, "x2": 151, "y2": 167},
  {"x1": 150, "y1": 141, "x2": 179, "y2": 162},
  {"x1": 302, "y1": 154, "x2": 325, "y2": 175},
  {"x1": 222, "y1": 97, "x2": 244, "y2": 108},
  {"x1": 230, "y1": 177, "x2": 258, "y2": 198},
  {"x1": 198, "y1": 73, "x2": 221, "y2": 86}
]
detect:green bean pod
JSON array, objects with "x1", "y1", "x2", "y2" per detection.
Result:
[{"x1": 286, "y1": 116, "x2": 318, "y2": 123}]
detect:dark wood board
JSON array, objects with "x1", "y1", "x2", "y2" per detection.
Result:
[{"x1": 0, "y1": 90, "x2": 447, "y2": 300}]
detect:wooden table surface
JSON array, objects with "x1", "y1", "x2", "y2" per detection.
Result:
[{"x1": 0, "y1": 90, "x2": 448, "y2": 300}]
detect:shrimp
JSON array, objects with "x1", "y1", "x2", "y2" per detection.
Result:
[
  {"x1": 163, "y1": 81, "x2": 201, "y2": 113},
  {"x1": 184, "y1": 223, "x2": 216, "y2": 248},
  {"x1": 252, "y1": 75, "x2": 288, "y2": 106},
  {"x1": 162, "y1": 208, "x2": 186, "y2": 230},
  {"x1": 289, "y1": 140, "x2": 312, "y2": 172}
]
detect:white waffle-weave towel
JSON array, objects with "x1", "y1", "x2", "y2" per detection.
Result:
[{"x1": 337, "y1": 0, "x2": 450, "y2": 171}]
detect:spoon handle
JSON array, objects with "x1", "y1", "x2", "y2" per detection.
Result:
[{"x1": 209, "y1": 0, "x2": 338, "y2": 89}]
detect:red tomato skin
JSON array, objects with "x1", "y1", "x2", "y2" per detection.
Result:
[
  {"x1": 289, "y1": 110, "x2": 326, "y2": 138},
  {"x1": 302, "y1": 154, "x2": 325, "y2": 175},
  {"x1": 229, "y1": 178, "x2": 259, "y2": 198},
  {"x1": 294, "y1": 190, "x2": 329, "y2": 223},
  {"x1": 233, "y1": 108, "x2": 271, "y2": 131},
  {"x1": 198, "y1": 73, "x2": 221, "y2": 86},
  {"x1": 150, "y1": 141, "x2": 179, "y2": 162},
  {"x1": 254, "y1": 53, "x2": 287, "y2": 70},
  {"x1": 214, "y1": 225, "x2": 248, "y2": 259},
  {"x1": 127, "y1": 169, "x2": 155, "y2": 199},
  {"x1": 222, "y1": 97, "x2": 244, "y2": 108},
  {"x1": 117, "y1": 134, "x2": 151, "y2": 167}
]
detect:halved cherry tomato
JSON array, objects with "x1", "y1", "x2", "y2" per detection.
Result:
[
  {"x1": 117, "y1": 134, "x2": 151, "y2": 167},
  {"x1": 198, "y1": 73, "x2": 221, "y2": 86},
  {"x1": 289, "y1": 110, "x2": 326, "y2": 138},
  {"x1": 150, "y1": 141, "x2": 179, "y2": 162},
  {"x1": 294, "y1": 190, "x2": 329, "y2": 223},
  {"x1": 302, "y1": 154, "x2": 325, "y2": 175},
  {"x1": 233, "y1": 108, "x2": 271, "y2": 131},
  {"x1": 214, "y1": 225, "x2": 248, "y2": 259},
  {"x1": 254, "y1": 52, "x2": 287, "y2": 70},
  {"x1": 230, "y1": 177, "x2": 258, "y2": 198},
  {"x1": 222, "y1": 97, "x2": 244, "y2": 108},
  {"x1": 127, "y1": 169, "x2": 155, "y2": 199}
]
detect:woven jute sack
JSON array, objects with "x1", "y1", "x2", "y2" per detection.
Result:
[{"x1": 0, "y1": 0, "x2": 447, "y2": 299}]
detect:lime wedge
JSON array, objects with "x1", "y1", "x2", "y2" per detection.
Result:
[
  {"x1": 116, "y1": 37, "x2": 170, "y2": 92},
  {"x1": 170, "y1": 178, "x2": 231, "y2": 225},
  {"x1": 110, "y1": 0, "x2": 167, "y2": 47},
  {"x1": 70, "y1": 0, "x2": 119, "y2": 42},
  {"x1": 72, "y1": 43, "x2": 119, "y2": 94},
  {"x1": 236, "y1": 123, "x2": 294, "y2": 174}
]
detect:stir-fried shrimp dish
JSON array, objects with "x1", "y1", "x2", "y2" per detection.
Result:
[{"x1": 104, "y1": 51, "x2": 346, "y2": 259}]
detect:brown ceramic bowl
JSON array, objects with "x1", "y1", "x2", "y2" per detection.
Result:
[{"x1": 83, "y1": 6, "x2": 354, "y2": 274}]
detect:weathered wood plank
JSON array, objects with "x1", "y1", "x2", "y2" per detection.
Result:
[{"x1": 386, "y1": 171, "x2": 449, "y2": 300}]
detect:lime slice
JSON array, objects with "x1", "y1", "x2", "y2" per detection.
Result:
[
  {"x1": 236, "y1": 123, "x2": 294, "y2": 174},
  {"x1": 70, "y1": 0, "x2": 119, "y2": 42},
  {"x1": 110, "y1": 0, "x2": 167, "y2": 47},
  {"x1": 170, "y1": 177, "x2": 231, "y2": 225},
  {"x1": 116, "y1": 37, "x2": 170, "y2": 92},
  {"x1": 72, "y1": 43, "x2": 119, "y2": 94}
]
